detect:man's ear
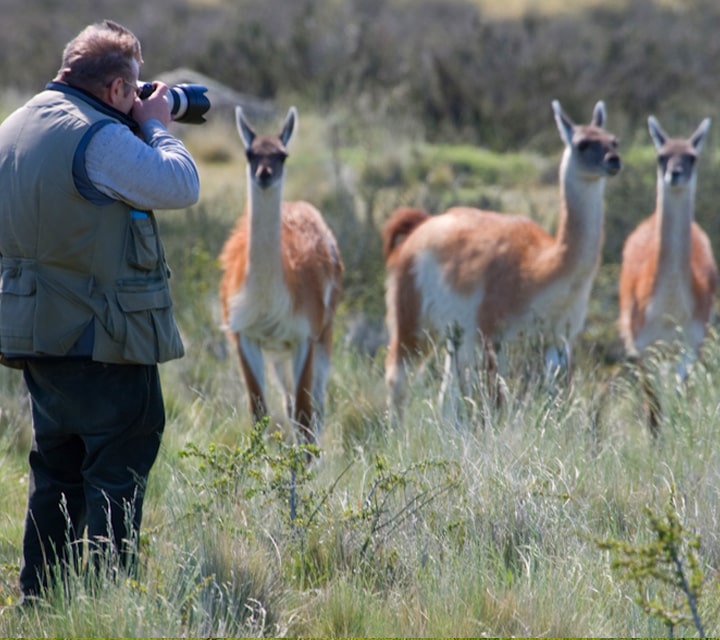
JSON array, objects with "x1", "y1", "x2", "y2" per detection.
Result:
[{"x1": 105, "y1": 76, "x2": 128, "y2": 108}]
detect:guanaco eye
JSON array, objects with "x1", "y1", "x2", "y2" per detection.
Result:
[{"x1": 577, "y1": 140, "x2": 590, "y2": 152}]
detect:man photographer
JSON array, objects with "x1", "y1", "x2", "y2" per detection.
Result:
[{"x1": 0, "y1": 19, "x2": 200, "y2": 601}]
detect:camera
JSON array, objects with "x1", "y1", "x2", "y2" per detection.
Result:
[{"x1": 137, "y1": 81, "x2": 210, "y2": 124}]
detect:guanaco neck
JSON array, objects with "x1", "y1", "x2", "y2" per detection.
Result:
[
  {"x1": 245, "y1": 168, "x2": 285, "y2": 286},
  {"x1": 654, "y1": 172, "x2": 695, "y2": 284},
  {"x1": 553, "y1": 150, "x2": 606, "y2": 275}
]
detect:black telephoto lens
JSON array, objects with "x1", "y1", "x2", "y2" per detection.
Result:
[
  {"x1": 170, "y1": 84, "x2": 211, "y2": 124},
  {"x1": 135, "y1": 81, "x2": 210, "y2": 124}
]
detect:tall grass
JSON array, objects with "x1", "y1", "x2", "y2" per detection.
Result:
[{"x1": 0, "y1": 111, "x2": 719, "y2": 638}]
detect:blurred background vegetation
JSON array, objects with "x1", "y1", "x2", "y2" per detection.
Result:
[{"x1": 4, "y1": 0, "x2": 718, "y2": 150}]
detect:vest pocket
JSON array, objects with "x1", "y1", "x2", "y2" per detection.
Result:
[
  {"x1": 112, "y1": 288, "x2": 183, "y2": 363},
  {"x1": 127, "y1": 215, "x2": 160, "y2": 272},
  {"x1": 0, "y1": 266, "x2": 36, "y2": 340}
]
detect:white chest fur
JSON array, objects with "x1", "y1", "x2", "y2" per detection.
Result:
[{"x1": 227, "y1": 277, "x2": 309, "y2": 352}]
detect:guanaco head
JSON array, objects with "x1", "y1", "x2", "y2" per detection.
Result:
[
  {"x1": 552, "y1": 99, "x2": 621, "y2": 179},
  {"x1": 235, "y1": 106, "x2": 298, "y2": 190},
  {"x1": 648, "y1": 115, "x2": 711, "y2": 190}
]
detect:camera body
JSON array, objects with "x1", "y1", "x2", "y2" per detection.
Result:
[{"x1": 137, "y1": 82, "x2": 210, "y2": 124}]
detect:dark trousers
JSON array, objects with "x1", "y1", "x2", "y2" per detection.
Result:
[{"x1": 19, "y1": 359, "x2": 165, "y2": 597}]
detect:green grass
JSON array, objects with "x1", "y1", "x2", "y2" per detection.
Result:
[
  {"x1": 3, "y1": 328, "x2": 719, "y2": 636},
  {"x1": 1, "y1": 107, "x2": 719, "y2": 638}
]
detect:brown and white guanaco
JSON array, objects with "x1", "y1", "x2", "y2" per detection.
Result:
[
  {"x1": 219, "y1": 106, "x2": 343, "y2": 452},
  {"x1": 382, "y1": 100, "x2": 621, "y2": 414},
  {"x1": 618, "y1": 115, "x2": 717, "y2": 435}
]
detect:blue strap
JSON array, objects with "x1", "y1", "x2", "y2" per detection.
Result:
[{"x1": 73, "y1": 120, "x2": 117, "y2": 205}]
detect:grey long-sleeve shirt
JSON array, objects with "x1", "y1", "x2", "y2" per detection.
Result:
[{"x1": 84, "y1": 118, "x2": 200, "y2": 211}]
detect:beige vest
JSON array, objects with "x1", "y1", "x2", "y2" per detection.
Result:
[{"x1": 0, "y1": 87, "x2": 184, "y2": 365}]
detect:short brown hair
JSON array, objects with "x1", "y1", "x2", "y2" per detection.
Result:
[{"x1": 54, "y1": 20, "x2": 143, "y2": 94}]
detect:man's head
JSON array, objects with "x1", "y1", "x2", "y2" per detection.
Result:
[{"x1": 54, "y1": 20, "x2": 143, "y2": 112}]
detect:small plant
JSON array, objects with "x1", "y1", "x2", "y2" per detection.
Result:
[
  {"x1": 343, "y1": 453, "x2": 461, "y2": 561},
  {"x1": 597, "y1": 486, "x2": 706, "y2": 638},
  {"x1": 179, "y1": 419, "x2": 320, "y2": 526},
  {"x1": 179, "y1": 428, "x2": 461, "y2": 592}
]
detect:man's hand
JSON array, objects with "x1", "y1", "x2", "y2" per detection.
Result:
[{"x1": 131, "y1": 82, "x2": 172, "y2": 128}]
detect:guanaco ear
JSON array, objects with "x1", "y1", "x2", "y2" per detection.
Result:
[
  {"x1": 590, "y1": 101, "x2": 606, "y2": 128},
  {"x1": 279, "y1": 106, "x2": 298, "y2": 148},
  {"x1": 552, "y1": 100, "x2": 574, "y2": 147},
  {"x1": 648, "y1": 116, "x2": 667, "y2": 151},
  {"x1": 235, "y1": 106, "x2": 256, "y2": 150},
  {"x1": 690, "y1": 117, "x2": 711, "y2": 153}
]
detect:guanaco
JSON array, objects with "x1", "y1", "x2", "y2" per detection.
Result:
[
  {"x1": 219, "y1": 106, "x2": 343, "y2": 452},
  {"x1": 382, "y1": 100, "x2": 621, "y2": 414},
  {"x1": 618, "y1": 115, "x2": 716, "y2": 435}
]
